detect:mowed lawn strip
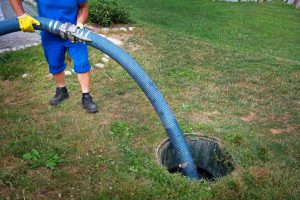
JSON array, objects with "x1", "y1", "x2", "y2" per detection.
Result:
[{"x1": 122, "y1": 0, "x2": 300, "y2": 62}]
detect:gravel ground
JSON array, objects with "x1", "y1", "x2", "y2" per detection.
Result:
[{"x1": 0, "y1": 0, "x2": 41, "y2": 53}]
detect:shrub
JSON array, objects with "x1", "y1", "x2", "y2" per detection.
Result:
[{"x1": 89, "y1": 0, "x2": 129, "y2": 27}]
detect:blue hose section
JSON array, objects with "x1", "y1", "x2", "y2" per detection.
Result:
[{"x1": 0, "y1": 17, "x2": 200, "y2": 179}]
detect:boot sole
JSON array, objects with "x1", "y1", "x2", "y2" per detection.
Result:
[
  {"x1": 86, "y1": 109, "x2": 98, "y2": 113},
  {"x1": 84, "y1": 107, "x2": 98, "y2": 113},
  {"x1": 82, "y1": 105, "x2": 98, "y2": 113},
  {"x1": 49, "y1": 96, "x2": 69, "y2": 106}
]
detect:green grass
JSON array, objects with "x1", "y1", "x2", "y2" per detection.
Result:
[
  {"x1": 1, "y1": 0, "x2": 300, "y2": 199},
  {"x1": 122, "y1": 0, "x2": 300, "y2": 62}
]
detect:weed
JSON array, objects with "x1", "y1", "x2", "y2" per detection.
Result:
[
  {"x1": 22, "y1": 149, "x2": 63, "y2": 170},
  {"x1": 23, "y1": 149, "x2": 42, "y2": 168}
]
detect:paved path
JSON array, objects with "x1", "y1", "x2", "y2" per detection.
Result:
[{"x1": 0, "y1": 0, "x2": 41, "y2": 53}]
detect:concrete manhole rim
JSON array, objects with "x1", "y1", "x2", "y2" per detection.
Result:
[
  {"x1": 156, "y1": 133, "x2": 224, "y2": 165},
  {"x1": 156, "y1": 133, "x2": 236, "y2": 179}
]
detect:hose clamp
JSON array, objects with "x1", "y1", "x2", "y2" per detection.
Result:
[{"x1": 58, "y1": 22, "x2": 92, "y2": 43}]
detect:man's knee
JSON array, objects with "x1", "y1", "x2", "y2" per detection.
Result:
[
  {"x1": 73, "y1": 62, "x2": 91, "y2": 74},
  {"x1": 50, "y1": 64, "x2": 67, "y2": 74}
]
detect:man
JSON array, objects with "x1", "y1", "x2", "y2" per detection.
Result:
[{"x1": 9, "y1": 0, "x2": 98, "y2": 113}]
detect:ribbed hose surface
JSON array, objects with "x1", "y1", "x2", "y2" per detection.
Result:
[{"x1": 0, "y1": 17, "x2": 200, "y2": 179}]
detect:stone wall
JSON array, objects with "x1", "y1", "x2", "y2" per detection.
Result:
[
  {"x1": 214, "y1": 0, "x2": 272, "y2": 2},
  {"x1": 215, "y1": 0, "x2": 300, "y2": 7},
  {"x1": 286, "y1": 0, "x2": 300, "y2": 8}
]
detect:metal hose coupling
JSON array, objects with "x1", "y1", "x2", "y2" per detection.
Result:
[{"x1": 58, "y1": 22, "x2": 92, "y2": 43}]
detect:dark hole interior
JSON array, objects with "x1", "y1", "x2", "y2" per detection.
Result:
[
  {"x1": 157, "y1": 135, "x2": 235, "y2": 181},
  {"x1": 168, "y1": 166, "x2": 215, "y2": 181}
]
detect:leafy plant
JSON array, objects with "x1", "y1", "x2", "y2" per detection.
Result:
[
  {"x1": 23, "y1": 149, "x2": 42, "y2": 168},
  {"x1": 110, "y1": 121, "x2": 133, "y2": 137},
  {"x1": 44, "y1": 153, "x2": 63, "y2": 170},
  {"x1": 89, "y1": 0, "x2": 129, "y2": 27},
  {"x1": 22, "y1": 149, "x2": 63, "y2": 170}
]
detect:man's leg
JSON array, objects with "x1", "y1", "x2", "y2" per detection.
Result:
[
  {"x1": 77, "y1": 71, "x2": 98, "y2": 113},
  {"x1": 77, "y1": 71, "x2": 90, "y2": 93},
  {"x1": 48, "y1": 70, "x2": 69, "y2": 105},
  {"x1": 42, "y1": 41, "x2": 69, "y2": 106},
  {"x1": 53, "y1": 70, "x2": 66, "y2": 88},
  {"x1": 67, "y1": 42, "x2": 98, "y2": 113}
]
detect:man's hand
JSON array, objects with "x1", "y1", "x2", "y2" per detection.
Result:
[
  {"x1": 76, "y1": 23, "x2": 84, "y2": 29},
  {"x1": 18, "y1": 14, "x2": 40, "y2": 32}
]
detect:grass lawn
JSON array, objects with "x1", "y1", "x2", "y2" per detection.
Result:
[{"x1": 1, "y1": 0, "x2": 300, "y2": 199}]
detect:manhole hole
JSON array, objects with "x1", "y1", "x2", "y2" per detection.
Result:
[{"x1": 156, "y1": 134, "x2": 235, "y2": 181}]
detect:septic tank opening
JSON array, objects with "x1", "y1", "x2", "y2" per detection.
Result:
[{"x1": 156, "y1": 134, "x2": 235, "y2": 181}]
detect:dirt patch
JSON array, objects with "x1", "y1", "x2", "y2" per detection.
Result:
[
  {"x1": 235, "y1": 81, "x2": 262, "y2": 92},
  {"x1": 190, "y1": 49, "x2": 213, "y2": 62},
  {"x1": 103, "y1": 27, "x2": 144, "y2": 52},
  {"x1": 270, "y1": 128, "x2": 284, "y2": 135},
  {"x1": 108, "y1": 32, "x2": 132, "y2": 44},
  {"x1": 26, "y1": 167, "x2": 52, "y2": 183},
  {"x1": 270, "y1": 125, "x2": 297, "y2": 135},
  {"x1": 183, "y1": 86, "x2": 204, "y2": 98},
  {"x1": 190, "y1": 111, "x2": 219, "y2": 123},
  {"x1": 0, "y1": 156, "x2": 25, "y2": 169},
  {"x1": 61, "y1": 165, "x2": 80, "y2": 177},
  {"x1": 3, "y1": 95, "x2": 36, "y2": 106},
  {"x1": 1, "y1": 80, "x2": 36, "y2": 107},
  {"x1": 249, "y1": 166, "x2": 271, "y2": 178},
  {"x1": 240, "y1": 112, "x2": 256, "y2": 122},
  {"x1": 0, "y1": 157, "x2": 27, "y2": 198},
  {"x1": 28, "y1": 188, "x2": 65, "y2": 200},
  {"x1": 271, "y1": 113, "x2": 290, "y2": 121},
  {"x1": 98, "y1": 102, "x2": 127, "y2": 125},
  {"x1": 0, "y1": 187, "x2": 15, "y2": 200},
  {"x1": 126, "y1": 43, "x2": 142, "y2": 51}
]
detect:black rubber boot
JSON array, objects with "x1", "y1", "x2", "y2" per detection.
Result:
[
  {"x1": 49, "y1": 87, "x2": 69, "y2": 106},
  {"x1": 82, "y1": 94, "x2": 98, "y2": 113}
]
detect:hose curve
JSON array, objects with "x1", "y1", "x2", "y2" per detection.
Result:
[{"x1": 0, "y1": 17, "x2": 200, "y2": 179}]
